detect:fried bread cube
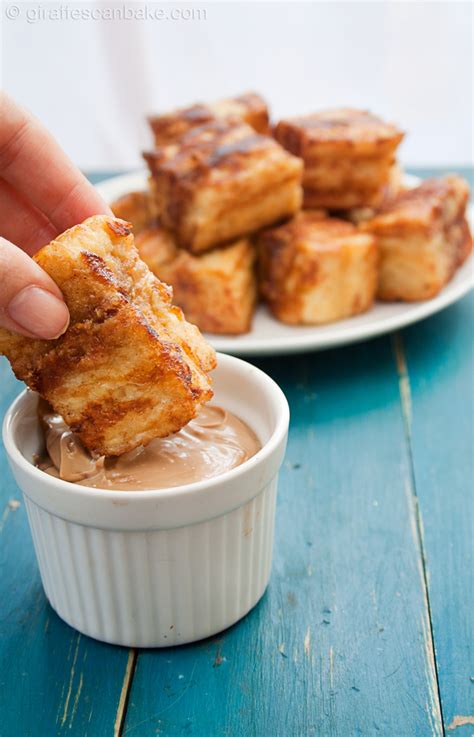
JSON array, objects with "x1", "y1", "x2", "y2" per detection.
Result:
[
  {"x1": 362, "y1": 175, "x2": 472, "y2": 301},
  {"x1": 0, "y1": 216, "x2": 216, "y2": 456},
  {"x1": 149, "y1": 92, "x2": 270, "y2": 145},
  {"x1": 136, "y1": 227, "x2": 257, "y2": 334},
  {"x1": 259, "y1": 211, "x2": 378, "y2": 325},
  {"x1": 338, "y1": 163, "x2": 406, "y2": 225},
  {"x1": 111, "y1": 190, "x2": 157, "y2": 234},
  {"x1": 144, "y1": 120, "x2": 303, "y2": 253},
  {"x1": 274, "y1": 108, "x2": 404, "y2": 209}
]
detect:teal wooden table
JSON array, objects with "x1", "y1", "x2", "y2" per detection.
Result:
[{"x1": 0, "y1": 169, "x2": 472, "y2": 737}]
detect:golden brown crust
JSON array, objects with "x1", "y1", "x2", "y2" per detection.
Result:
[
  {"x1": 456, "y1": 216, "x2": 474, "y2": 266},
  {"x1": 136, "y1": 227, "x2": 257, "y2": 334},
  {"x1": 274, "y1": 108, "x2": 404, "y2": 209},
  {"x1": 363, "y1": 175, "x2": 470, "y2": 235},
  {"x1": 275, "y1": 109, "x2": 403, "y2": 148},
  {"x1": 362, "y1": 175, "x2": 472, "y2": 301},
  {"x1": 149, "y1": 92, "x2": 270, "y2": 145},
  {"x1": 259, "y1": 211, "x2": 378, "y2": 325},
  {"x1": 0, "y1": 216, "x2": 216, "y2": 456},
  {"x1": 334, "y1": 163, "x2": 406, "y2": 225},
  {"x1": 144, "y1": 120, "x2": 303, "y2": 253},
  {"x1": 110, "y1": 190, "x2": 157, "y2": 234}
]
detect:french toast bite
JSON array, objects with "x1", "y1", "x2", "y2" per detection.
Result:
[
  {"x1": 0, "y1": 216, "x2": 216, "y2": 456},
  {"x1": 274, "y1": 108, "x2": 404, "y2": 209},
  {"x1": 338, "y1": 163, "x2": 405, "y2": 225},
  {"x1": 259, "y1": 211, "x2": 378, "y2": 325},
  {"x1": 136, "y1": 227, "x2": 257, "y2": 335},
  {"x1": 111, "y1": 190, "x2": 157, "y2": 234},
  {"x1": 149, "y1": 92, "x2": 270, "y2": 145},
  {"x1": 144, "y1": 119, "x2": 303, "y2": 253},
  {"x1": 362, "y1": 175, "x2": 472, "y2": 301}
]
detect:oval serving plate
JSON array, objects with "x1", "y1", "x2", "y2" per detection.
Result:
[{"x1": 96, "y1": 171, "x2": 474, "y2": 356}]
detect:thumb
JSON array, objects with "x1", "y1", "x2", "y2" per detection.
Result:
[{"x1": 0, "y1": 236, "x2": 69, "y2": 339}]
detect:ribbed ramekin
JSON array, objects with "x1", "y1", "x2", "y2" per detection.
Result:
[{"x1": 3, "y1": 353, "x2": 289, "y2": 647}]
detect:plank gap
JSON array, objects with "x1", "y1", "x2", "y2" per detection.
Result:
[
  {"x1": 114, "y1": 648, "x2": 138, "y2": 737},
  {"x1": 392, "y1": 332, "x2": 446, "y2": 736}
]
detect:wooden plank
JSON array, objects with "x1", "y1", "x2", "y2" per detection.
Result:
[
  {"x1": 0, "y1": 359, "x2": 132, "y2": 737},
  {"x1": 123, "y1": 338, "x2": 442, "y2": 736},
  {"x1": 397, "y1": 291, "x2": 474, "y2": 736}
]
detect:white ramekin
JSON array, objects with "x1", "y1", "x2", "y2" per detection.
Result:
[{"x1": 3, "y1": 353, "x2": 289, "y2": 648}]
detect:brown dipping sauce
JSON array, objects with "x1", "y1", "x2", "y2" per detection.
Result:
[{"x1": 36, "y1": 403, "x2": 261, "y2": 491}]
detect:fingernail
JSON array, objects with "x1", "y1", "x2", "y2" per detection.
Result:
[{"x1": 7, "y1": 286, "x2": 70, "y2": 339}]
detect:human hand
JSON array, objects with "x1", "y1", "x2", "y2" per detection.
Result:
[{"x1": 0, "y1": 92, "x2": 111, "y2": 339}]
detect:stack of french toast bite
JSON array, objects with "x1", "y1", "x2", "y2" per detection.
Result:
[{"x1": 112, "y1": 93, "x2": 472, "y2": 335}]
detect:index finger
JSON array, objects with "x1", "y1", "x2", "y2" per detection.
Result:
[{"x1": 0, "y1": 92, "x2": 111, "y2": 233}]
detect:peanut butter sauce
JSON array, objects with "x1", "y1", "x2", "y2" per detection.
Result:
[{"x1": 37, "y1": 404, "x2": 261, "y2": 490}]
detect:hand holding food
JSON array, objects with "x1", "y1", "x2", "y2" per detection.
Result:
[
  {"x1": 0, "y1": 92, "x2": 110, "y2": 340},
  {"x1": 0, "y1": 215, "x2": 216, "y2": 456}
]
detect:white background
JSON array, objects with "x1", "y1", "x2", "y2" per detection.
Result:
[{"x1": 1, "y1": 1, "x2": 472, "y2": 171}]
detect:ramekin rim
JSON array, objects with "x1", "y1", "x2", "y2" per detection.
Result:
[{"x1": 2, "y1": 353, "x2": 289, "y2": 503}]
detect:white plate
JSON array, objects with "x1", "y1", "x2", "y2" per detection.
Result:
[{"x1": 97, "y1": 171, "x2": 474, "y2": 356}]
